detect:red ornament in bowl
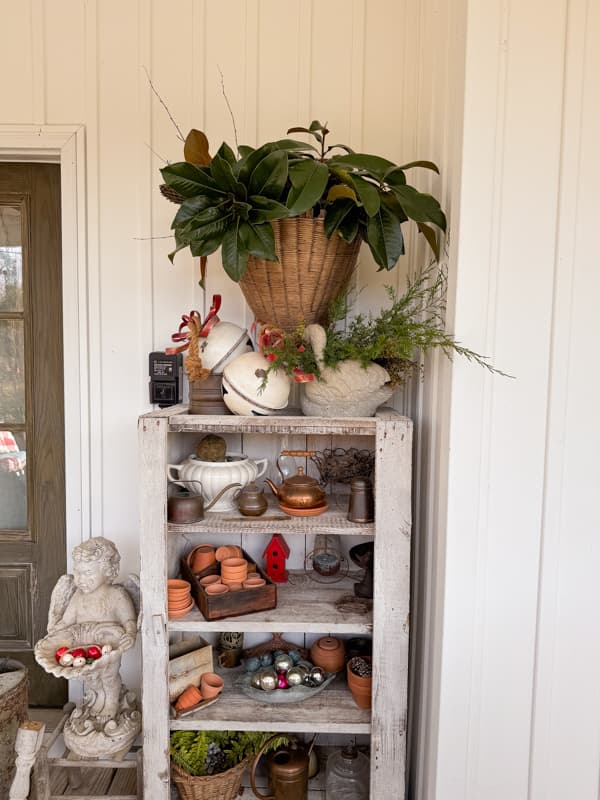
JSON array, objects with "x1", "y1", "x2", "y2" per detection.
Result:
[
  {"x1": 70, "y1": 647, "x2": 86, "y2": 660},
  {"x1": 87, "y1": 645, "x2": 102, "y2": 660},
  {"x1": 55, "y1": 646, "x2": 70, "y2": 663}
]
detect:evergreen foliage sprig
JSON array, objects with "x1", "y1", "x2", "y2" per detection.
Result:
[
  {"x1": 262, "y1": 261, "x2": 510, "y2": 386},
  {"x1": 170, "y1": 730, "x2": 289, "y2": 777}
]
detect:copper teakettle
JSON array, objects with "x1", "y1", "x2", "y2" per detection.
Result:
[
  {"x1": 250, "y1": 736, "x2": 310, "y2": 800},
  {"x1": 264, "y1": 451, "x2": 325, "y2": 510}
]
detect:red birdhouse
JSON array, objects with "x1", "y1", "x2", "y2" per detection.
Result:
[{"x1": 262, "y1": 534, "x2": 290, "y2": 583}]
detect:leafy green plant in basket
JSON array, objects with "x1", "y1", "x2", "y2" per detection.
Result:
[
  {"x1": 161, "y1": 121, "x2": 447, "y2": 283},
  {"x1": 170, "y1": 730, "x2": 289, "y2": 777}
]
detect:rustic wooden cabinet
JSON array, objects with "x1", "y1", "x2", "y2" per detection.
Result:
[{"x1": 138, "y1": 406, "x2": 412, "y2": 799}]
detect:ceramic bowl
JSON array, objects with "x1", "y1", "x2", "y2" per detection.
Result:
[{"x1": 205, "y1": 583, "x2": 229, "y2": 596}]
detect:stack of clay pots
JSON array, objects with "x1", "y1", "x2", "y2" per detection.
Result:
[
  {"x1": 167, "y1": 579, "x2": 194, "y2": 618},
  {"x1": 174, "y1": 671, "x2": 225, "y2": 712},
  {"x1": 220, "y1": 557, "x2": 248, "y2": 589},
  {"x1": 346, "y1": 656, "x2": 372, "y2": 709}
]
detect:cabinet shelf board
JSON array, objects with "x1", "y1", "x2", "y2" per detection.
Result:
[
  {"x1": 168, "y1": 500, "x2": 375, "y2": 537},
  {"x1": 168, "y1": 573, "x2": 373, "y2": 633},
  {"x1": 169, "y1": 670, "x2": 370, "y2": 734}
]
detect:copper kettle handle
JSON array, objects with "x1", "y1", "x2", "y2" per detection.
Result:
[{"x1": 250, "y1": 734, "x2": 285, "y2": 800}]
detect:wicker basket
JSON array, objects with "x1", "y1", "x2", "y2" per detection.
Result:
[
  {"x1": 171, "y1": 756, "x2": 252, "y2": 800},
  {"x1": 239, "y1": 216, "x2": 361, "y2": 331}
]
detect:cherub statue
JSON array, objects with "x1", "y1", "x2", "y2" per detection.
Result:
[{"x1": 34, "y1": 537, "x2": 141, "y2": 759}]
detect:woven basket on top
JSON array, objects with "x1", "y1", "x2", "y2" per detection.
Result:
[
  {"x1": 171, "y1": 756, "x2": 252, "y2": 800},
  {"x1": 240, "y1": 216, "x2": 361, "y2": 331}
]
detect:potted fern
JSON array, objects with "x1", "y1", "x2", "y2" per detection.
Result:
[
  {"x1": 161, "y1": 122, "x2": 446, "y2": 330},
  {"x1": 170, "y1": 729, "x2": 288, "y2": 800}
]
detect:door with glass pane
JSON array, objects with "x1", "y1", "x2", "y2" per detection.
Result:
[{"x1": 0, "y1": 164, "x2": 66, "y2": 705}]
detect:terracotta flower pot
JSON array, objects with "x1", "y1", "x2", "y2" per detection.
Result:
[
  {"x1": 243, "y1": 577, "x2": 266, "y2": 589},
  {"x1": 167, "y1": 578, "x2": 190, "y2": 593},
  {"x1": 199, "y1": 574, "x2": 221, "y2": 587},
  {"x1": 205, "y1": 583, "x2": 229, "y2": 596},
  {"x1": 216, "y1": 545, "x2": 243, "y2": 562},
  {"x1": 188, "y1": 544, "x2": 216, "y2": 573},
  {"x1": 347, "y1": 657, "x2": 372, "y2": 709},
  {"x1": 200, "y1": 672, "x2": 224, "y2": 700},
  {"x1": 175, "y1": 684, "x2": 203, "y2": 711},
  {"x1": 310, "y1": 637, "x2": 346, "y2": 673}
]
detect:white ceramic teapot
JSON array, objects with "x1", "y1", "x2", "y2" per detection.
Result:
[{"x1": 167, "y1": 453, "x2": 268, "y2": 513}]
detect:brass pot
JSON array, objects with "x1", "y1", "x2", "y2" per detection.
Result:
[{"x1": 264, "y1": 466, "x2": 325, "y2": 510}]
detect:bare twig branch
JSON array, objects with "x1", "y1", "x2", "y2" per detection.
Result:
[
  {"x1": 133, "y1": 235, "x2": 174, "y2": 240},
  {"x1": 142, "y1": 65, "x2": 185, "y2": 142},
  {"x1": 217, "y1": 65, "x2": 239, "y2": 151},
  {"x1": 144, "y1": 142, "x2": 169, "y2": 164}
]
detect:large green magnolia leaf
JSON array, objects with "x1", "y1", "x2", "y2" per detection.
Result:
[
  {"x1": 390, "y1": 184, "x2": 447, "y2": 230},
  {"x1": 189, "y1": 231, "x2": 222, "y2": 258},
  {"x1": 366, "y1": 203, "x2": 405, "y2": 270},
  {"x1": 286, "y1": 160, "x2": 329, "y2": 215},
  {"x1": 326, "y1": 185, "x2": 357, "y2": 203},
  {"x1": 161, "y1": 162, "x2": 225, "y2": 198},
  {"x1": 221, "y1": 221, "x2": 249, "y2": 282},
  {"x1": 210, "y1": 154, "x2": 246, "y2": 197},
  {"x1": 239, "y1": 220, "x2": 278, "y2": 262},
  {"x1": 185, "y1": 214, "x2": 233, "y2": 242},
  {"x1": 172, "y1": 195, "x2": 215, "y2": 228},
  {"x1": 324, "y1": 198, "x2": 355, "y2": 238},
  {"x1": 338, "y1": 211, "x2": 360, "y2": 243},
  {"x1": 238, "y1": 139, "x2": 316, "y2": 183},
  {"x1": 184, "y1": 129, "x2": 211, "y2": 166},
  {"x1": 248, "y1": 150, "x2": 288, "y2": 200},
  {"x1": 329, "y1": 153, "x2": 396, "y2": 179},
  {"x1": 248, "y1": 196, "x2": 290, "y2": 222},
  {"x1": 349, "y1": 176, "x2": 380, "y2": 217},
  {"x1": 417, "y1": 222, "x2": 440, "y2": 260},
  {"x1": 216, "y1": 141, "x2": 237, "y2": 166},
  {"x1": 397, "y1": 160, "x2": 440, "y2": 173}
]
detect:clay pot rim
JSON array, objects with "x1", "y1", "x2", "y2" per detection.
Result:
[
  {"x1": 205, "y1": 583, "x2": 229, "y2": 595},
  {"x1": 201, "y1": 672, "x2": 224, "y2": 688},
  {"x1": 317, "y1": 637, "x2": 343, "y2": 650},
  {"x1": 243, "y1": 578, "x2": 266, "y2": 588},
  {"x1": 221, "y1": 557, "x2": 247, "y2": 568},
  {"x1": 167, "y1": 579, "x2": 190, "y2": 590},
  {"x1": 199, "y1": 575, "x2": 221, "y2": 586}
]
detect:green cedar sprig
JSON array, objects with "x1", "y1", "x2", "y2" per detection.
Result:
[{"x1": 170, "y1": 730, "x2": 290, "y2": 777}]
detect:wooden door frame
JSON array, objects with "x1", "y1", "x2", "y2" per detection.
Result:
[{"x1": 0, "y1": 125, "x2": 88, "y2": 565}]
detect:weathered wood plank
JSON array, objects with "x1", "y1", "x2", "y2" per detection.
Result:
[
  {"x1": 371, "y1": 416, "x2": 412, "y2": 798},
  {"x1": 169, "y1": 670, "x2": 370, "y2": 733},
  {"x1": 138, "y1": 416, "x2": 170, "y2": 799},
  {"x1": 168, "y1": 571, "x2": 372, "y2": 633}
]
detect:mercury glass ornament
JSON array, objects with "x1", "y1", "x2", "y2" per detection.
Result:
[
  {"x1": 297, "y1": 660, "x2": 313, "y2": 672},
  {"x1": 277, "y1": 671, "x2": 289, "y2": 689},
  {"x1": 288, "y1": 649, "x2": 302, "y2": 665},
  {"x1": 309, "y1": 666, "x2": 326, "y2": 685},
  {"x1": 250, "y1": 672, "x2": 263, "y2": 690},
  {"x1": 286, "y1": 666, "x2": 305, "y2": 686},
  {"x1": 260, "y1": 652, "x2": 274, "y2": 667},
  {"x1": 274, "y1": 654, "x2": 293, "y2": 673},
  {"x1": 259, "y1": 669, "x2": 278, "y2": 691}
]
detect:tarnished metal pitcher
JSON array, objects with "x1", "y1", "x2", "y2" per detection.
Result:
[{"x1": 250, "y1": 736, "x2": 309, "y2": 800}]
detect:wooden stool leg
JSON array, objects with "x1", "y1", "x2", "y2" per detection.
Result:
[{"x1": 9, "y1": 721, "x2": 46, "y2": 800}]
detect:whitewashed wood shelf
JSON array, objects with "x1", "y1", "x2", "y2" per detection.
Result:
[
  {"x1": 168, "y1": 572, "x2": 373, "y2": 634},
  {"x1": 168, "y1": 498, "x2": 375, "y2": 537},
  {"x1": 169, "y1": 669, "x2": 370, "y2": 734},
  {"x1": 139, "y1": 407, "x2": 412, "y2": 800}
]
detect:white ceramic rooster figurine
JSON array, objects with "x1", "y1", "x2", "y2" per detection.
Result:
[{"x1": 301, "y1": 324, "x2": 394, "y2": 417}]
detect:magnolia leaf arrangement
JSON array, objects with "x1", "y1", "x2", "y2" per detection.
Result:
[
  {"x1": 161, "y1": 121, "x2": 447, "y2": 283},
  {"x1": 261, "y1": 261, "x2": 509, "y2": 386},
  {"x1": 170, "y1": 730, "x2": 289, "y2": 778}
]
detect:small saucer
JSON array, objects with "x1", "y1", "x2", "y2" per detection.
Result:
[
  {"x1": 278, "y1": 502, "x2": 329, "y2": 517},
  {"x1": 168, "y1": 599, "x2": 195, "y2": 618}
]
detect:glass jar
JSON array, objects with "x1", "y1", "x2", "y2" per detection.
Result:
[{"x1": 325, "y1": 744, "x2": 370, "y2": 799}]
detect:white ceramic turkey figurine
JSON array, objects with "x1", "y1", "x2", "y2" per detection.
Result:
[
  {"x1": 34, "y1": 537, "x2": 141, "y2": 759},
  {"x1": 301, "y1": 324, "x2": 394, "y2": 417}
]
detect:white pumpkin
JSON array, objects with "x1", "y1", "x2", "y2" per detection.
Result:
[
  {"x1": 222, "y1": 352, "x2": 291, "y2": 416},
  {"x1": 199, "y1": 321, "x2": 253, "y2": 373}
]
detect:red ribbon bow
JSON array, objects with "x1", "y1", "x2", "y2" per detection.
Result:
[{"x1": 165, "y1": 295, "x2": 222, "y2": 355}]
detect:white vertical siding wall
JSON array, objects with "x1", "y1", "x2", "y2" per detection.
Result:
[{"x1": 415, "y1": 0, "x2": 600, "y2": 798}]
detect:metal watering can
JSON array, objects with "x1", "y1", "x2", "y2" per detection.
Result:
[{"x1": 250, "y1": 735, "x2": 310, "y2": 800}]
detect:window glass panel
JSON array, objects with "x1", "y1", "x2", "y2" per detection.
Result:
[
  {"x1": 0, "y1": 320, "x2": 25, "y2": 423},
  {"x1": 0, "y1": 430, "x2": 27, "y2": 530},
  {"x1": 0, "y1": 206, "x2": 23, "y2": 312}
]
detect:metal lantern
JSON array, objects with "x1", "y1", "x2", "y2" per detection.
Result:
[
  {"x1": 222, "y1": 352, "x2": 291, "y2": 416},
  {"x1": 199, "y1": 320, "x2": 253, "y2": 373}
]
